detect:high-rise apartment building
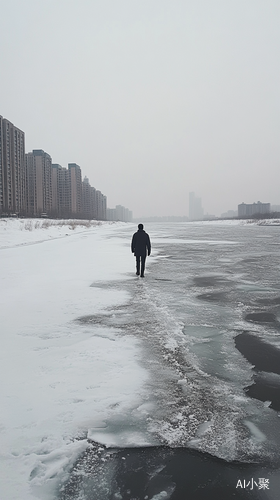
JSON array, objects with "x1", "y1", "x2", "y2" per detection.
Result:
[
  {"x1": 68, "y1": 163, "x2": 82, "y2": 216},
  {"x1": 0, "y1": 115, "x2": 25, "y2": 214},
  {"x1": 25, "y1": 150, "x2": 52, "y2": 216},
  {"x1": 52, "y1": 164, "x2": 70, "y2": 217},
  {"x1": 96, "y1": 190, "x2": 107, "y2": 220},
  {"x1": 82, "y1": 176, "x2": 98, "y2": 219}
]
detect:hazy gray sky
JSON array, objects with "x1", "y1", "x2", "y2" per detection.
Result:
[{"x1": 1, "y1": 0, "x2": 279, "y2": 217}]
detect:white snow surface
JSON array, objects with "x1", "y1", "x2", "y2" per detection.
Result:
[{"x1": 0, "y1": 219, "x2": 147, "y2": 500}]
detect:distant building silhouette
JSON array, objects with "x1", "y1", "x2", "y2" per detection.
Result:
[
  {"x1": 189, "y1": 192, "x2": 204, "y2": 220},
  {"x1": 221, "y1": 210, "x2": 238, "y2": 218},
  {"x1": 107, "y1": 204, "x2": 132, "y2": 222},
  {"x1": 238, "y1": 201, "x2": 270, "y2": 217}
]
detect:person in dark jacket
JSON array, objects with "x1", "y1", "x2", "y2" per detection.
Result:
[{"x1": 131, "y1": 224, "x2": 151, "y2": 277}]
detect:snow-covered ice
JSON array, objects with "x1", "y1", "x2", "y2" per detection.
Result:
[{"x1": 1, "y1": 217, "x2": 280, "y2": 499}]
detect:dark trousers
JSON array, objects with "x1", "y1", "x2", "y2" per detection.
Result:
[{"x1": 136, "y1": 254, "x2": 146, "y2": 276}]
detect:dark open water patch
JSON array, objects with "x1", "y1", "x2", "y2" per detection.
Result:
[
  {"x1": 59, "y1": 442, "x2": 279, "y2": 500},
  {"x1": 245, "y1": 373, "x2": 280, "y2": 411},
  {"x1": 235, "y1": 332, "x2": 280, "y2": 375},
  {"x1": 235, "y1": 332, "x2": 280, "y2": 411}
]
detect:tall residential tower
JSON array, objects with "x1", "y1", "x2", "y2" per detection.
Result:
[
  {"x1": 0, "y1": 115, "x2": 25, "y2": 214},
  {"x1": 25, "y1": 149, "x2": 52, "y2": 216}
]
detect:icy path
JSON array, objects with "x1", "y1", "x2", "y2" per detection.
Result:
[{"x1": 0, "y1": 220, "x2": 148, "y2": 500}]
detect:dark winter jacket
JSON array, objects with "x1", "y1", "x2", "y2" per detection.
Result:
[{"x1": 131, "y1": 229, "x2": 151, "y2": 257}]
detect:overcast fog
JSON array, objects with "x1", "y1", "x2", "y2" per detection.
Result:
[{"x1": 1, "y1": 0, "x2": 279, "y2": 218}]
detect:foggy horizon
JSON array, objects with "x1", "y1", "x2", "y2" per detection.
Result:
[{"x1": 1, "y1": 0, "x2": 280, "y2": 218}]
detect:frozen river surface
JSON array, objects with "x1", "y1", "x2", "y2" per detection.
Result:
[
  {"x1": 88, "y1": 222, "x2": 280, "y2": 458},
  {"x1": 64, "y1": 221, "x2": 280, "y2": 500},
  {"x1": 1, "y1": 219, "x2": 280, "y2": 499}
]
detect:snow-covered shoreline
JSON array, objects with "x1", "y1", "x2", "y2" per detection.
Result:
[{"x1": 0, "y1": 218, "x2": 120, "y2": 250}]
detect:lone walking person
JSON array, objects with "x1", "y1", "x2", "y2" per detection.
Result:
[{"x1": 131, "y1": 224, "x2": 151, "y2": 278}]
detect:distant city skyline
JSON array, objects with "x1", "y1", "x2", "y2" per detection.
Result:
[
  {"x1": 6, "y1": 107, "x2": 275, "y2": 219},
  {"x1": 1, "y1": 1, "x2": 279, "y2": 218},
  {"x1": 0, "y1": 113, "x2": 275, "y2": 220}
]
